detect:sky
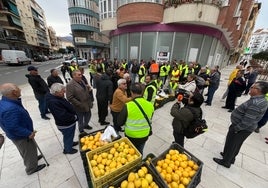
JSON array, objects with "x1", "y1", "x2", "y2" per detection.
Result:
[{"x1": 36, "y1": 0, "x2": 268, "y2": 37}]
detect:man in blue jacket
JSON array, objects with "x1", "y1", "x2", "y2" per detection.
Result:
[{"x1": 0, "y1": 83, "x2": 46, "y2": 175}]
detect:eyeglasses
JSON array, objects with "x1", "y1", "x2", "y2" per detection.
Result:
[{"x1": 250, "y1": 86, "x2": 260, "y2": 90}]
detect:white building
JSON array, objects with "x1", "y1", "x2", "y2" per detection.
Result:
[{"x1": 248, "y1": 28, "x2": 268, "y2": 54}]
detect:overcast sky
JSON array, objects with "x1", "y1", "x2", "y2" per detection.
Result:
[{"x1": 36, "y1": 0, "x2": 268, "y2": 37}]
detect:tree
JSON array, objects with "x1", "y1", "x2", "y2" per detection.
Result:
[
  {"x1": 58, "y1": 48, "x2": 66, "y2": 54},
  {"x1": 66, "y1": 46, "x2": 75, "y2": 54},
  {"x1": 252, "y1": 51, "x2": 268, "y2": 61}
]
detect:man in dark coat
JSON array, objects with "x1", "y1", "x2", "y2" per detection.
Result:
[
  {"x1": 25, "y1": 66, "x2": 50, "y2": 120},
  {"x1": 222, "y1": 70, "x2": 246, "y2": 112},
  {"x1": 47, "y1": 69, "x2": 64, "y2": 88},
  {"x1": 66, "y1": 70, "x2": 93, "y2": 133},
  {"x1": 171, "y1": 92, "x2": 204, "y2": 147},
  {"x1": 46, "y1": 83, "x2": 78, "y2": 154},
  {"x1": 95, "y1": 69, "x2": 113, "y2": 125}
]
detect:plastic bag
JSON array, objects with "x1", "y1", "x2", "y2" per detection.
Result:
[{"x1": 101, "y1": 125, "x2": 119, "y2": 142}]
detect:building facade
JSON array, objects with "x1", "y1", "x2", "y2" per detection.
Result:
[
  {"x1": 99, "y1": 0, "x2": 260, "y2": 68},
  {"x1": 0, "y1": 0, "x2": 51, "y2": 58},
  {"x1": 67, "y1": 0, "x2": 109, "y2": 60},
  {"x1": 248, "y1": 28, "x2": 268, "y2": 54}
]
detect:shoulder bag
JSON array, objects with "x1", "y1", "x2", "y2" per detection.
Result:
[{"x1": 132, "y1": 99, "x2": 153, "y2": 136}]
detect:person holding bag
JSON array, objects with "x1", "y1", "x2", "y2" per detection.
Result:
[
  {"x1": 118, "y1": 83, "x2": 154, "y2": 155},
  {"x1": 170, "y1": 92, "x2": 204, "y2": 147}
]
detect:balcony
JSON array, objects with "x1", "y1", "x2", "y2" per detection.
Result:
[
  {"x1": 117, "y1": 2, "x2": 163, "y2": 27},
  {"x1": 163, "y1": 0, "x2": 220, "y2": 26}
]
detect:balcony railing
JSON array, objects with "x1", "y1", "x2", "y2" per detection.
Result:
[{"x1": 163, "y1": 0, "x2": 222, "y2": 9}]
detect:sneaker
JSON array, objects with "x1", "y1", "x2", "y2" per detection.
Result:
[
  {"x1": 254, "y1": 128, "x2": 260, "y2": 133},
  {"x1": 41, "y1": 116, "x2": 50, "y2": 120},
  {"x1": 100, "y1": 121, "x2": 110, "y2": 126},
  {"x1": 27, "y1": 164, "x2": 46, "y2": 175},
  {"x1": 73, "y1": 141, "x2": 79, "y2": 146},
  {"x1": 84, "y1": 125, "x2": 93, "y2": 130},
  {"x1": 63, "y1": 148, "x2": 78, "y2": 154}
]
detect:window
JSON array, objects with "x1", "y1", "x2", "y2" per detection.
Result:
[{"x1": 234, "y1": 0, "x2": 242, "y2": 17}]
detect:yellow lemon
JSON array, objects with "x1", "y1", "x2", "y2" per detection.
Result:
[
  {"x1": 141, "y1": 166, "x2": 148, "y2": 174},
  {"x1": 182, "y1": 178, "x2": 189, "y2": 186},
  {"x1": 141, "y1": 178, "x2": 149, "y2": 188},
  {"x1": 127, "y1": 181, "x2": 135, "y2": 188},
  {"x1": 145, "y1": 173, "x2": 153, "y2": 184},
  {"x1": 134, "y1": 179, "x2": 142, "y2": 188},
  {"x1": 170, "y1": 181, "x2": 179, "y2": 188},
  {"x1": 138, "y1": 169, "x2": 145, "y2": 178},
  {"x1": 128, "y1": 172, "x2": 136, "y2": 182},
  {"x1": 120, "y1": 180, "x2": 128, "y2": 188},
  {"x1": 114, "y1": 142, "x2": 120, "y2": 149}
]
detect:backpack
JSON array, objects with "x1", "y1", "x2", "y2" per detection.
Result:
[{"x1": 183, "y1": 107, "x2": 207, "y2": 138}]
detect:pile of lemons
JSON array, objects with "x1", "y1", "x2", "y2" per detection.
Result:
[
  {"x1": 80, "y1": 131, "x2": 109, "y2": 151},
  {"x1": 89, "y1": 141, "x2": 139, "y2": 178},
  {"x1": 113, "y1": 165, "x2": 158, "y2": 188},
  {"x1": 154, "y1": 149, "x2": 199, "y2": 188}
]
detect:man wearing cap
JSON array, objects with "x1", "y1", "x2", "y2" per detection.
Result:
[{"x1": 26, "y1": 66, "x2": 50, "y2": 120}]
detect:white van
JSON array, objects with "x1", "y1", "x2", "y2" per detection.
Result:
[{"x1": 1, "y1": 50, "x2": 31, "y2": 65}]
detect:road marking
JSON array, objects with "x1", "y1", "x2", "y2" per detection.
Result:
[{"x1": 5, "y1": 72, "x2": 11, "y2": 74}]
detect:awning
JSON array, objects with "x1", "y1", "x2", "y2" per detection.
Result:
[
  {"x1": 10, "y1": 16, "x2": 22, "y2": 27},
  {"x1": 7, "y1": 1, "x2": 19, "y2": 16}
]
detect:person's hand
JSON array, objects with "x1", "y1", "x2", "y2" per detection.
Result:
[{"x1": 28, "y1": 131, "x2": 35, "y2": 139}]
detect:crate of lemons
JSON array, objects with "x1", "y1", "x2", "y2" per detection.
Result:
[
  {"x1": 86, "y1": 137, "x2": 142, "y2": 188},
  {"x1": 151, "y1": 143, "x2": 203, "y2": 188}
]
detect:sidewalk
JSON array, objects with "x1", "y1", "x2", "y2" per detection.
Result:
[{"x1": 0, "y1": 64, "x2": 268, "y2": 188}]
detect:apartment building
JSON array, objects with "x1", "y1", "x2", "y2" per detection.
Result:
[
  {"x1": 67, "y1": 0, "x2": 110, "y2": 60},
  {"x1": 248, "y1": 28, "x2": 268, "y2": 54},
  {"x1": 0, "y1": 0, "x2": 50, "y2": 58},
  {"x1": 99, "y1": 0, "x2": 261, "y2": 67}
]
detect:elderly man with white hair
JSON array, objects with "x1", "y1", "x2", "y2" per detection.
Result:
[{"x1": 46, "y1": 83, "x2": 78, "y2": 154}]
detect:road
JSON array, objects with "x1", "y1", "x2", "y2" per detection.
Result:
[{"x1": 0, "y1": 59, "x2": 65, "y2": 86}]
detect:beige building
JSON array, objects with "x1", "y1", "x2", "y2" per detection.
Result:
[
  {"x1": 0, "y1": 0, "x2": 50, "y2": 57},
  {"x1": 48, "y1": 26, "x2": 57, "y2": 52}
]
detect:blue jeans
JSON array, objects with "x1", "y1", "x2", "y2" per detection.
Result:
[
  {"x1": 77, "y1": 111, "x2": 91, "y2": 132},
  {"x1": 35, "y1": 95, "x2": 47, "y2": 117},
  {"x1": 258, "y1": 108, "x2": 268, "y2": 128},
  {"x1": 206, "y1": 86, "x2": 218, "y2": 105},
  {"x1": 59, "y1": 124, "x2": 76, "y2": 152}
]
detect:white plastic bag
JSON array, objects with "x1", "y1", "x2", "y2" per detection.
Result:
[{"x1": 101, "y1": 125, "x2": 119, "y2": 142}]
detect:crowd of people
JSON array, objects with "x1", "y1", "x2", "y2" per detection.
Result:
[{"x1": 0, "y1": 57, "x2": 268, "y2": 177}]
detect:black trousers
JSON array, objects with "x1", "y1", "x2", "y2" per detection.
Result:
[
  {"x1": 222, "y1": 125, "x2": 251, "y2": 165},
  {"x1": 97, "y1": 98, "x2": 108, "y2": 123},
  {"x1": 173, "y1": 131, "x2": 185, "y2": 147},
  {"x1": 225, "y1": 91, "x2": 237, "y2": 110}
]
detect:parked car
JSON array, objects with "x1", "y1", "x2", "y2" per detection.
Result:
[
  {"x1": 63, "y1": 57, "x2": 88, "y2": 66},
  {"x1": 33, "y1": 55, "x2": 49, "y2": 62},
  {"x1": 1, "y1": 50, "x2": 31, "y2": 65}
]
